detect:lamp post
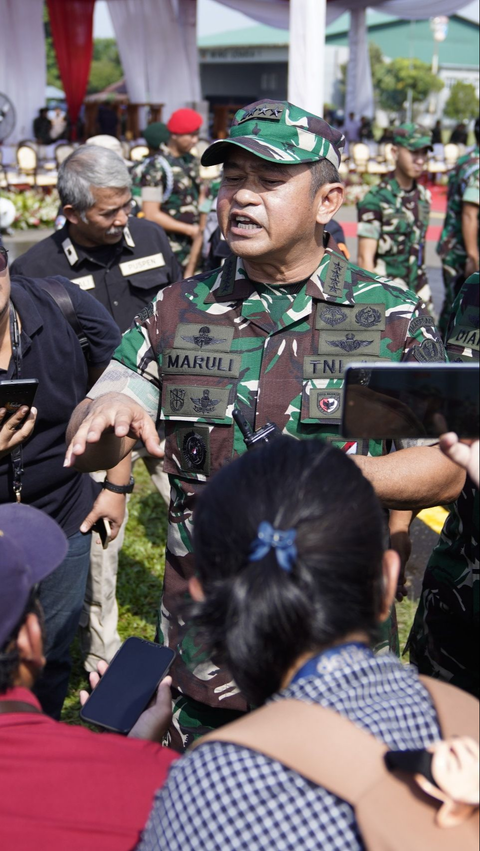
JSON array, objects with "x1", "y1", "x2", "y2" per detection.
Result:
[{"x1": 429, "y1": 16, "x2": 448, "y2": 116}]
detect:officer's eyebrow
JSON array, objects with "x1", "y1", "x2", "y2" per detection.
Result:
[{"x1": 98, "y1": 195, "x2": 133, "y2": 215}]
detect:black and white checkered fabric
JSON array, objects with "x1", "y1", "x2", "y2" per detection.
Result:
[{"x1": 138, "y1": 647, "x2": 441, "y2": 851}]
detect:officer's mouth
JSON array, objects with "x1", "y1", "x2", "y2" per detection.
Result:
[{"x1": 229, "y1": 213, "x2": 263, "y2": 235}]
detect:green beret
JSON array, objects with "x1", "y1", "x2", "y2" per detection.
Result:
[{"x1": 143, "y1": 122, "x2": 170, "y2": 150}]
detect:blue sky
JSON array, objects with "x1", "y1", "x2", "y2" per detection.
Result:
[{"x1": 93, "y1": 0, "x2": 479, "y2": 38}]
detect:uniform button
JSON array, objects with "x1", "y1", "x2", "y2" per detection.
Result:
[{"x1": 113, "y1": 300, "x2": 119, "y2": 306}]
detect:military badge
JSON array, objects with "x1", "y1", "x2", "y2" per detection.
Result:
[
  {"x1": 413, "y1": 339, "x2": 445, "y2": 362},
  {"x1": 318, "y1": 306, "x2": 347, "y2": 327},
  {"x1": 355, "y1": 306, "x2": 382, "y2": 328},
  {"x1": 317, "y1": 396, "x2": 340, "y2": 415},
  {"x1": 182, "y1": 431, "x2": 207, "y2": 470},
  {"x1": 170, "y1": 388, "x2": 186, "y2": 413},
  {"x1": 327, "y1": 333, "x2": 374, "y2": 353},
  {"x1": 190, "y1": 389, "x2": 220, "y2": 414},
  {"x1": 181, "y1": 326, "x2": 227, "y2": 349},
  {"x1": 408, "y1": 315, "x2": 436, "y2": 336}
]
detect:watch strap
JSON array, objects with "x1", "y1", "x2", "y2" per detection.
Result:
[{"x1": 102, "y1": 475, "x2": 134, "y2": 494}]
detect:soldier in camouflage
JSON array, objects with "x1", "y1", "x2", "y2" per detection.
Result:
[
  {"x1": 408, "y1": 272, "x2": 479, "y2": 697},
  {"x1": 66, "y1": 100, "x2": 464, "y2": 750},
  {"x1": 131, "y1": 109, "x2": 203, "y2": 272},
  {"x1": 357, "y1": 123, "x2": 434, "y2": 312},
  {"x1": 437, "y1": 118, "x2": 479, "y2": 337}
]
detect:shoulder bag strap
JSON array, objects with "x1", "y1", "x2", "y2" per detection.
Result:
[
  {"x1": 419, "y1": 676, "x2": 479, "y2": 741},
  {"x1": 192, "y1": 698, "x2": 387, "y2": 806},
  {"x1": 0, "y1": 699, "x2": 42, "y2": 715},
  {"x1": 35, "y1": 276, "x2": 90, "y2": 360}
]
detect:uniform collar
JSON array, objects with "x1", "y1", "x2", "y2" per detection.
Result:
[
  {"x1": 205, "y1": 234, "x2": 354, "y2": 309},
  {"x1": 386, "y1": 173, "x2": 417, "y2": 195},
  {"x1": 55, "y1": 222, "x2": 136, "y2": 269}
]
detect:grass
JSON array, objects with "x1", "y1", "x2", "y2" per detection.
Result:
[
  {"x1": 61, "y1": 466, "x2": 420, "y2": 724},
  {"x1": 62, "y1": 462, "x2": 168, "y2": 725}
]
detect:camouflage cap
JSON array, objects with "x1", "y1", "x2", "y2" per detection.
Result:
[
  {"x1": 392, "y1": 123, "x2": 433, "y2": 151},
  {"x1": 201, "y1": 100, "x2": 345, "y2": 169}
]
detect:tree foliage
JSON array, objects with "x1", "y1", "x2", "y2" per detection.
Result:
[
  {"x1": 376, "y1": 57, "x2": 444, "y2": 113},
  {"x1": 444, "y1": 81, "x2": 479, "y2": 122}
]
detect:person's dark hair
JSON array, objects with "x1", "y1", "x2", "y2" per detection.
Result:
[
  {"x1": 192, "y1": 436, "x2": 386, "y2": 707},
  {"x1": 0, "y1": 592, "x2": 42, "y2": 695},
  {"x1": 309, "y1": 160, "x2": 341, "y2": 198}
]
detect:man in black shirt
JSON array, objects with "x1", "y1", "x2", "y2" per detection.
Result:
[
  {"x1": 1, "y1": 244, "x2": 121, "y2": 717},
  {"x1": 12, "y1": 145, "x2": 182, "y2": 673}
]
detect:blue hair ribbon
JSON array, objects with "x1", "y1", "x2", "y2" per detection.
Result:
[{"x1": 249, "y1": 521, "x2": 297, "y2": 573}]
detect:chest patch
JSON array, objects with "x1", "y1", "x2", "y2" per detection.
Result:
[
  {"x1": 71, "y1": 274, "x2": 95, "y2": 290},
  {"x1": 119, "y1": 253, "x2": 165, "y2": 276},
  {"x1": 173, "y1": 324, "x2": 234, "y2": 352},
  {"x1": 318, "y1": 330, "x2": 381, "y2": 356},
  {"x1": 163, "y1": 349, "x2": 241, "y2": 378}
]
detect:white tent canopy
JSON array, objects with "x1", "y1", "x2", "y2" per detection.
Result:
[{"x1": 0, "y1": 0, "x2": 471, "y2": 145}]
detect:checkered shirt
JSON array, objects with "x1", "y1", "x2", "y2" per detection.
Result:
[{"x1": 138, "y1": 646, "x2": 441, "y2": 851}]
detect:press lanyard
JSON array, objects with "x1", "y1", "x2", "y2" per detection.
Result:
[
  {"x1": 9, "y1": 302, "x2": 24, "y2": 502},
  {"x1": 291, "y1": 642, "x2": 373, "y2": 685}
]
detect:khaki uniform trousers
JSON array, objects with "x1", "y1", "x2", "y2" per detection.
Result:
[{"x1": 79, "y1": 445, "x2": 170, "y2": 672}]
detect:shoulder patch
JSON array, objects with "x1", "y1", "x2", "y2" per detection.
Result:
[
  {"x1": 408, "y1": 315, "x2": 436, "y2": 336},
  {"x1": 413, "y1": 339, "x2": 445, "y2": 362}
]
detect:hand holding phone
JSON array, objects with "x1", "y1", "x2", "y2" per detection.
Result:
[
  {"x1": 79, "y1": 637, "x2": 175, "y2": 735},
  {"x1": 92, "y1": 517, "x2": 112, "y2": 549},
  {"x1": 0, "y1": 405, "x2": 37, "y2": 459}
]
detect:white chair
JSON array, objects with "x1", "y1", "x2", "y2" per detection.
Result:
[
  {"x1": 16, "y1": 143, "x2": 38, "y2": 185},
  {"x1": 55, "y1": 143, "x2": 75, "y2": 167}
]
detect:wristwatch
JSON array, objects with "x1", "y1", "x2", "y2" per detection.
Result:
[{"x1": 102, "y1": 475, "x2": 135, "y2": 495}]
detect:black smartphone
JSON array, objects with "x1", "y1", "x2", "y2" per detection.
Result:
[
  {"x1": 80, "y1": 637, "x2": 175, "y2": 734},
  {"x1": 0, "y1": 379, "x2": 39, "y2": 420},
  {"x1": 92, "y1": 517, "x2": 112, "y2": 550},
  {"x1": 341, "y1": 363, "x2": 479, "y2": 439}
]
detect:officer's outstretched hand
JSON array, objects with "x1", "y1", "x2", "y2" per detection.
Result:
[
  {"x1": 439, "y1": 433, "x2": 479, "y2": 488},
  {"x1": 65, "y1": 392, "x2": 163, "y2": 468}
]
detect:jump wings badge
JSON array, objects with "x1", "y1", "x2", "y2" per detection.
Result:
[
  {"x1": 327, "y1": 333, "x2": 374, "y2": 353},
  {"x1": 181, "y1": 326, "x2": 227, "y2": 349},
  {"x1": 170, "y1": 388, "x2": 186, "y2": 413},
  {"x1": 190, "y1": 389, "x2": 220, "y2": 414}
]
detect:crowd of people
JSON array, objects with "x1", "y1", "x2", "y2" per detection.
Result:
[{"x1": 0, "y1": 98, "x2": 479, "y2": 849}]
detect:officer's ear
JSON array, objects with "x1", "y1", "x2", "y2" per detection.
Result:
[
  {"x1": 315, "y1": 182, "x2": 344, "y2": 226},
  {"x1": 63, "y1": 204, "x2": 81, "y2": 225}
]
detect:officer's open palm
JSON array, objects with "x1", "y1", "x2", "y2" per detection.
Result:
[{"x1": 65, "y1": 392, "x2": 163, "y2": 468}]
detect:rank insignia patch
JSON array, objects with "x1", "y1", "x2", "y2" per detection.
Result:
[{"x1": 190, "y1": 389, "x2": 220, "y2": 415}]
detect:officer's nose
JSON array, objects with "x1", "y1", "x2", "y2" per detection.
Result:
[
  {"x1": 114, "y1": 208, "x2": 129, "y2": 228},
  {"x1": 232, "y1": 184, "x2": 261, "y2": 207}
]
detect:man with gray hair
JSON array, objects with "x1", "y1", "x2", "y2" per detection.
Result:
[{"x1": 12, "y1": 145, "x2": 182, "y2": 675}]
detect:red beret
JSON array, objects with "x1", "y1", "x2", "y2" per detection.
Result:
[{"x1": 167, "y1": 108, "x2": 203, "y2": 135}]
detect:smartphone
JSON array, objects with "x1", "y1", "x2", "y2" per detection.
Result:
[
  {"x1": 0, "y1": 379, "x2": 39, "y2": 420},
  {"x1": 341, "y1": 363, "x2": 479, "y2": 440},
  {"x1": 92, "y1": 517, "x2": 112, "y2": 550},
  {"x1": 80, "y1": 637, "x2": 175, "y2": 734}
]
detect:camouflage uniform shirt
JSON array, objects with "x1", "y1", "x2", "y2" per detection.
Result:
[
  {"x1": 409, "y1": 273, "x2": 479, "y2": 697},
  {"x1": 357, "y1": 174, "x2": 431, "y2": 306},
  {"x1": 131, "y1": 144, "x2": 201, "y2": 268},
  {"x1": 437, "y1": 147, "x2": 479, "y2": 333},
  {"x1": 89, "y1": 236, "x2": 446, "y2": 713}
]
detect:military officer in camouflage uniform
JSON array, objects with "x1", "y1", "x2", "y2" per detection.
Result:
[
  {"x1": 357, "y1": 123, "x2": 433, "y2": 312},
  {"x1": 408, "y1": 273, "x2": 479, "y2": 697},
  {"x1": 131, "y1": 109, "x2": 203, "y2": 273},
  {"x1": 437, "y1": 118, "x2": 479, "y2": 336},
  {"x1": 66, "y1": 101, "x2": 464, "y2": 750}
]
